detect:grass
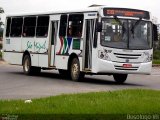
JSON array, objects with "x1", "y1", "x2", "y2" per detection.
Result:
[
  {"x1": 153, "y1": 50, "x2": 160, "y2": 60},
  {"x1": 153, "y1": 50, "x2": 160, "y2": 64},
  {"x1": 153, "y1": 59, "x2": 160, "y2": 64},
  {"x1": 0, "y1": 89, "x2": 160, "y2": 120}
]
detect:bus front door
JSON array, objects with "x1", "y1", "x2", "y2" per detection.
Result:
[
  {"x1": 83, "y1": 19, "x2": 96, "y2": 71},
  {"x1": 49, "y1": 21, "x2": 58, "y2": 67}
]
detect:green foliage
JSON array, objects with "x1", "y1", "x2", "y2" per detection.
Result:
[
  {"x1": 0, "y1": 51, "x2": 2, "y2": 58},
  {"x1": 0, "y1": 29, "x2": 3, "y2": 37},
  {"x1": 153, "y1": 50, "x2": 160, "y2": 60},
  {"x1": 0, "y1": 7, "x2": 4, "y2": 29},
  {"x1": 0, "y1": 89, "x2": 160, "y2": 119},
  {"x1": 0, "y1": 43, "x2": 2, "y2": 58},
  {"x1": 0, "y1": 43, "x2": 2, "y2": 49},
  {"x1": 153, "y1": 60, "x2": 160, "y2": 64}
]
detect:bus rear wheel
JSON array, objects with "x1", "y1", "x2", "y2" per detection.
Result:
[
  {"x1": 113, "y1": 74, "x2": 128, "y2": 84},
  {"x1": 23, "y1": 55, "x2": 33, "y2": 75},
  {"x1": 70, "y1": 58, "x2": 85, "y2": 82},
  {"x1": 23, "y1": 55, "x2": 41, "y2": 75}
]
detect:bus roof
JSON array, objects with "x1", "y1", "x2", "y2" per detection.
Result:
[
  {"x1": 6, "y1": 6, "x2": 150, "y2": 18},
  {"x1": 6, "y1": 6, "x2": 100, "y2": 17}
]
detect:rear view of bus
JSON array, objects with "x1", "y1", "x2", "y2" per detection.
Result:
[{"x1": 93, "y1": 7, "x2": 157, "y2": 83}]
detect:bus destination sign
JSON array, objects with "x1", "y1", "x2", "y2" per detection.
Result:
[{"x1": 103, "y1": 8, "x2": 150, "y2": 19}]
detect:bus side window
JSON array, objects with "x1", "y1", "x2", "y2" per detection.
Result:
[
  {"x1": 23, "y1": 17, "x2": 36, "y2": 37},
  {"x1": 59, "y1": 15, "x2": 68, "y2": 37},
  {"x1": 36, "y1": 16, "x2": 49, "y2": 37},
  {"x1": 10, "y1": 17, "x2": 23, "y2": 37},
  {"x1": 5, "y1": 17, "x2": 11, "y2": 37},
  {"x1": 67, "y1": 14, "x2": 84, "y2": 38}
]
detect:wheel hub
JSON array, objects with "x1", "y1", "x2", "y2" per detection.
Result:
[
  {"x1": 24, "y1": 59, "x2": 29, "y2": 72},
  {"x1": 72, "y1": 63, "x2": 78, "y2": 78}
]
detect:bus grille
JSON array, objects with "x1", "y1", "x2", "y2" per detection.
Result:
[
  {"x1": 114, "y1": 53, "x2": 142, "y2": 59},
  {"x1": 114, "y1": 65, "x2": 139, "y2": 71},
  {"x1": 113, "y1": 53, "x2": 142, "y2": 63}
]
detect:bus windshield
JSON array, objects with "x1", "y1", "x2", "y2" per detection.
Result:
[{"x1": 101, "y1": 19, "x2": 152, "y2": 50}]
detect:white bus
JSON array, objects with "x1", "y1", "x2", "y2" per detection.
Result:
[{"x1": 3, "y1": 6, "x2": 158, "y2": 83}]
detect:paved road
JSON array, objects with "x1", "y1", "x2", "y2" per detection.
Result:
[{"x1": 0, "y1": 63, "x2": 160, "y2": 100}]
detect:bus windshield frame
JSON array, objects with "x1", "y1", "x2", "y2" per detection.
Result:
[{"x1": 100, "y1": 18, "x2": 153, "y2": 50}]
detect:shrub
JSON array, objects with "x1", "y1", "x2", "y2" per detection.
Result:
[
  {"x1": 153, "y1": 50, "x2": 160, "y2": 60},
  {"x1": 0, "y1": 43, "x2": 2, "y2": 58},
  {"x1": 0, "y1": 43, "x2": 2, "y2": 49},
  {"x1": 0, "y1": 51, "x2": 2, "y2": 58}
]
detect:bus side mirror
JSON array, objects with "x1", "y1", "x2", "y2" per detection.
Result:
[
  {"x1": 96, "y1": 22, "x2": 102, "y2": 32},
  {"x1": 153, "y1": 24, "x2": 158, "y2": 41}
]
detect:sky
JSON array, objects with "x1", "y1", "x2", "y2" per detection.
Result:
[{"x1": 0, "y1": 0, "x2": 160, "y2": 23}]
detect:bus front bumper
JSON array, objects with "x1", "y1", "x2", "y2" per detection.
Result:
[{"x1": 94, "y1": 59, "x2": 152, "y2": 75}]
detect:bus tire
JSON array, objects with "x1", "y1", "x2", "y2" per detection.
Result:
[
  {"x1": 23, "y1": 55, "x2": 41, "y2": 75},
  {"x1": 70, "y1": 58, "x2": 85, "y2": 82},
  {"x1": 113, "y1": 74, "x2": 128, "y2": 84},
  {"x1": 23, "y1": 55, "x2": 33, "y2": 75}
]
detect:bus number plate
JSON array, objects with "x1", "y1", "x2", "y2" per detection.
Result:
[{"x1": 123, "y1": 64, "x2": 132, "y2": 68}]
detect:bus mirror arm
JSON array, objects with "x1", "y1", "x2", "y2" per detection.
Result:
[
  {"x1": 153, "y1": 24, "x2": 158, "y2": 41},
  {"x1": 96, "y1": 22, "x2": 102, "y2": 32}
]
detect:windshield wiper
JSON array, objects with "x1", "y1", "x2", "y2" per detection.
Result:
[{"x1": 131, "y1": 18, "x2": 142, "y2": 35}]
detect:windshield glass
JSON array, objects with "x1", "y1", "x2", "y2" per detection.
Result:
[
  {"x1": 101, "y1": 19, "x2": 152, "y2": 50},
  {"x1": 129, "y1": 20, "x2": 152, "y2": 49}
]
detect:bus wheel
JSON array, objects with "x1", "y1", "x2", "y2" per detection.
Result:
[
  {"x1": 70, "y1": 58, "x2": 84, "y2": 82},
  {"x1": 23, "y1": 55, "x2": 41, "y2": 75},
  {"x1": 113, "y1": 74, "x2": 128, "y2": 84},
  {"x1": 23, "y1": 55, "x2": 33, "y2": 75}
]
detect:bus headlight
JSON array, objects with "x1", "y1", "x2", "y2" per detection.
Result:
[
  {"x1": 98, "y1": 50, "x2": 111, "y2": 61},
  {"x1": 143, "y1": 52, "x2": 152, "y2": 62}
]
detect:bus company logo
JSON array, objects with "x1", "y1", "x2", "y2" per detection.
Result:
[
  {"x1": 88, "y1": 14, "x2": 96, "y2": 16},
  {"x1": 126, "y1": 59, "x2": 129, "y2": 63},
  {"x1": 104, "y1": 49, "x2": 112, "y2": 53}
]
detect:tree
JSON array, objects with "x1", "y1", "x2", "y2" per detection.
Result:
[
  {"x1": 158, "y1": 33, "x2": 160, "y2": 50},
  {"x1": 0, "y1": 7, "x2": 4, "y2": 27},
  {"x1": 0, "y1": 7, "x2": 4, "y2": 37}
]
